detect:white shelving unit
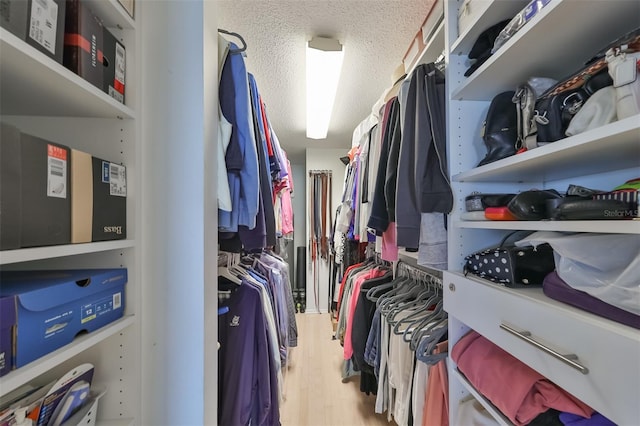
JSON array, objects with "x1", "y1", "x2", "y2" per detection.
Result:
[
  {"x1": 0, "y1": 1, "x2": 139, "y2": 423},
  {"x1": 443, "y1": 0, "x2": 640, "y2": 425},
  {"x1": 1, "y1": 0, "x2": 225, "y2": 423},
  {"x1": 3, "y1": 1, "x2": 220, "y2": 423}
]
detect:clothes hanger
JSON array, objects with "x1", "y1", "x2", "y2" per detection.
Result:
[
  {"x1": 396, "y1": 295, "x2": 443, "y2": 342},
  {"x1": 218, "y1": 29, "x2": 247, "y2": 54},
  {"x1": 415, "y1": 320, "x2": 449, "y2": 364},
  {"x1": 376, "y1": 277, "x2": 412, "y2": 311},
  {"x1": 408, "y1": 302, "x2": 447, "y2": 350},
  {"x1": 390, "y1": 289, "x2": 439, "y2": 329},
  {"x1": 218, "y1": 267, "x2": 242, "y2": 285},
  {"x1": 381, "y1": 280, "x2": 425, "y2": 316},
  {"x1": 365, "y1": 281, "x2": 396, "y2": 302}
]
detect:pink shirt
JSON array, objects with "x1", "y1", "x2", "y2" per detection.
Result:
[
  {"x1": 381, "y1": 221, "x2": 399, "y2": 262},
  {"x1": 343, "y1": 267, "x2": 388, "y2": 360}
]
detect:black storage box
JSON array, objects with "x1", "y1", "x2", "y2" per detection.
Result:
[
  {"x1": 63, "y1": 0, "x2": 103, "y2": 89},
  {"x1": 1, "y1": 0, "x2": 66, "y2": 64},
  {"x1": 102, "y1": 26, "x2": 125, "y2": 103},
  {"x1": 71, "y1": 149, "x2": 126, "y2": 243},
  {"x1": 0, "y1": 123, "x2": 22, "y2": 250},
  {"x1": 0, "y1": 0, "x2": 28, "y2": 40},
  {"x1": 1, "y1": 126, "x2": 71, "y2": 248}
]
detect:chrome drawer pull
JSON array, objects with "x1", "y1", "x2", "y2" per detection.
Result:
[{"x1": 499, "y1": 323, "x2": 589, "y2": 374}]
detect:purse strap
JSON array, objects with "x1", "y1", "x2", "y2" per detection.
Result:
[{"x1": 499, "y1": 230, "x2": 534, "y2": 248}]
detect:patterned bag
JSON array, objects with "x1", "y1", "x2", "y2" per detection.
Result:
[{"x1": 463, "y1": 231, "x2": 555, "y2": 287}]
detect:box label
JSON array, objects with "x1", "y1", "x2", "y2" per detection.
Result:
[
  {"x1": 115, "y1": 41, "x2": 126, "y2": 88},
  {"x1": 81, "y1": 293, "x2": 120, "y2": 324},
  {"x1": 47, "y1": 144, "x2": 67, "y2": 198},
  {"x1": 108, "y1": 86, "x2": 124, "y2": 103},
  {"x1": 29, "y1": 0, "x2": 58, "y2": 55},
  {"x1": 44, "y1": 309, "x2": 72, "y2": 338},
  {"x1": 109, "y1": 163, "x2": 127, "y2": 197}
]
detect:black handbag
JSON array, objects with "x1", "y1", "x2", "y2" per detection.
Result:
[
  {"x1": 550, "y1": 198, "x2": 636, "y2": 220},
  {"x1": 535, "y1": 67, "x2": 613, "y2": 143},
  {"x1": 463, "y1": 231, "x2": 555, "y2": 287},
  {"x1": 506, "y1": 189, "x2": 563, "y2": 220},
  {"x1": 477, "y1": 91, "x2": 518, "y2": 167},
  {"x1": 465, "y1": 192, "x2": 516, "y2": 212}
]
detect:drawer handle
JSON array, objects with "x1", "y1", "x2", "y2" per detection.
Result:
[{"x1": 499, "y1": 323, "x2": 589, "y2": 375}]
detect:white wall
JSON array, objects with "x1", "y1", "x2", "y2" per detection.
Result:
[
  {"x1": 140, "y1": 1, "x2": 217, "y2": 424},
  {"x1": 305, "y1": 148, "x2": 347, "y2": 313}
]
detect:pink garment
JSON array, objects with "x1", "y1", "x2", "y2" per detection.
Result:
[
  {"x1": 451, "y1": 331, "x2": 593, "y2": 426},
  {"x1": 423, "y1": 341, "x2": 449, "y2": 426},
  {"x1": 286, "y1": 160, "x2": 294, "y2": 195},
  {"x1": 280, "y1": 187, "x2": 294, "y2": 235},
  {"x1": 343, "y1": 267, "x2": 388, "y2": 360},
  {"x1": 381, "y1": 221, "x2": 399, "y2": 262}
]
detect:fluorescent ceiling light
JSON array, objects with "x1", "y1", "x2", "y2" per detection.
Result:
[{"x1": 306, "y1": 37, "x2": 344, "y2": 140}]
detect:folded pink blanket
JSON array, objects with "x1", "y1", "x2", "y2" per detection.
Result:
[{"x1": 451, "y1": 330, "x2": 593, "y2": 426}]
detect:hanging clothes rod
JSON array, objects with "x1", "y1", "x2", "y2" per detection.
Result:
[
  {"x1": 218, "y1": 28, "x2": 247, "y2": 54},
  {"x1": 396, "y1": 260, "x2": 443, "y2": 288},
  {"x1": 309, "y1": 170, "x2": 333, "y2": 174}
]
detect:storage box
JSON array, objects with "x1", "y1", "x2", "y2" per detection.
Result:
[
  {"x1": 71, "y1": 150, "x2": 126, "y2": 243},
  {"x1": 27, "y1": 0, "x2": 66, "y2": 63},
  {"x1": 422, "y1": 0, "x2": 443, "y2": 45},
  {"x1": 0, "y1": 269, "x2": 127, "y2": 367},
  {"x1": 458, "y1": 0, "x2": 491, "y2": 37},
  {"x1": 0, "y1": 296, "x2": 16, "y2": 377},
  {"x1": 20, "y1": 132, "x2": 72, "y2": 247},
  {"x1": 117, "y1": 0, "x2": 133, "y2": 19},
  {"x1": 63, "y1": 0, "x2": 103, "y2": 89},
  {"x1": 0, "y1": 123, "x2": 22, "y2": 250},
  {"x1": 102, "y1": 26, "x2": 125, "y2": 104},
  {"x1": 0, "y1": 0, "x2": 28, "y2": 40}
]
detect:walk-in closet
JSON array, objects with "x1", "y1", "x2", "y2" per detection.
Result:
[{"x1": 1, "y1": 0, "x2": 638, "y2": 425}]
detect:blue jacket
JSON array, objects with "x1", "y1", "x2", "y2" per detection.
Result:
[{"x1": 219, "y1": 42, "x2": 260, "y2": 232}]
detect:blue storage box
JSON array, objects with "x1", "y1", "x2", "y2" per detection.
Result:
[{"x1": 0, "y1": 269, "x2": 126, "y2": 367}]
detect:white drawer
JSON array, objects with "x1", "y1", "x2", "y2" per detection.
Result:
[{"x1": 444, "y1": 271, "x2": 640, "y2": 425}]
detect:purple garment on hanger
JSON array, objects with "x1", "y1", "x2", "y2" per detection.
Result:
[{"x1": 218, "y1": 279, "x2": 275, "y2": 426}]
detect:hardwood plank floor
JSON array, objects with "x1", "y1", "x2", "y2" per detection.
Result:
[{"x1": 280, "y1": 313, "x2": 391, "y2": 426}]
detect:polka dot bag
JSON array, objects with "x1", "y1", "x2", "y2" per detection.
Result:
[{"x1": 463, "y1": 231, "x2": 556, "y2": 287}]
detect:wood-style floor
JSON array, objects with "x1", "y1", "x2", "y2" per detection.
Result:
[{"x1": 280, "y1": 313, "x2": 391, "y2": 426}]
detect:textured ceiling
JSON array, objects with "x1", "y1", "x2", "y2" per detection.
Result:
[{"x1": 216, "y1": 0, "x2": 436, "y2": 163}]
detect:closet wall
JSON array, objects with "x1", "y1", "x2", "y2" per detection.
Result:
[
  {"x1": 443, "y1": 1, "x2": 640, "y2": 424},
  {"x1": 305, "y1": 148, "x2": 347, "y2": 313},
  {"x1": 139, "y1": 1, "x2": 218, "y2": 424}
]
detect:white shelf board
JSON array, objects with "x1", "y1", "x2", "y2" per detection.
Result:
[
  {"x1": 454, "y1": 220, "x2": 640, "y2": 234},
  {"x1": 0, "y1": 316, "x2": 136, "y2": 396},
  {"x1": 452, "y1": 369, "x2": 513, "y2": 426},
  {"x1": 450, "y1": 0, "x2": 529, "y2": 55},
  {"x1": 0, "y1": 240, "x2": 135, "y2": 265},
  {"x1": 85, "y1": 0, "x2": 135, "y2": 29},
  {"x1": 0, "y1": 29, "x2": 134, "y2": 118},
  {"x1": 447, "y1": 271, "x2": 640, "y2": 338},
  {"x1": 406, "y1": 21, "x2": 445, "y2": 75},
  {"x1": 97, "y1": 419, "x2": 135, "y2": 426},
  {"x1": 451, "y1": 0, "x2": 640, "y2": 101},
  {"x1": 453, "y1": 116, "x2": 640, "y2": 182}
]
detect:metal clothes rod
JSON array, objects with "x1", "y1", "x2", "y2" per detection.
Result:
[{"x1": 396, "y1": 260, "x2": 443, "y2": 290}]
